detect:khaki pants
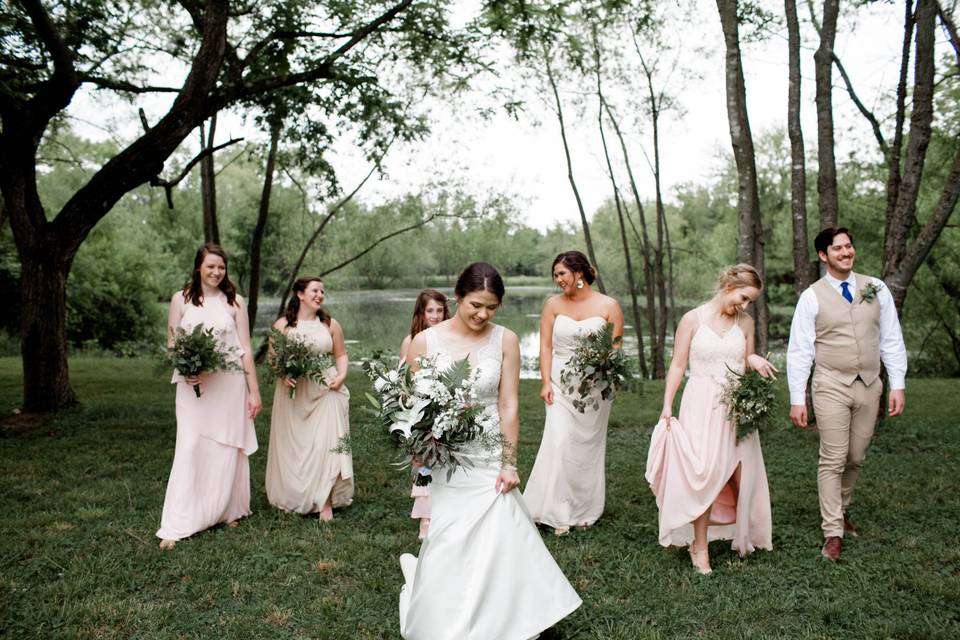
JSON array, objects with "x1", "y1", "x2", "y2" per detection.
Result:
[{"x1": 812, "y1": 375, "x2": 882, "y2": 538}]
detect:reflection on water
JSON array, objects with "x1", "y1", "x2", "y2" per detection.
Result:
[{"x1": 256, "y1": 286, "x2": 652, "y2": 378}]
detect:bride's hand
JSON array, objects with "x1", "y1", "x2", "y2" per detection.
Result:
[
  {"x1": 747, "y1": 354, "x2": 778, "y2": 379},
  {"x1": 659, "y1": 407, "x2": 672, "y2": 423},
  {"x1": 539, "y1": 384, "x2": 553, "y2": 405},
  {"x1": 495, "y1": 468, "x2": 520, "y2": 494}
]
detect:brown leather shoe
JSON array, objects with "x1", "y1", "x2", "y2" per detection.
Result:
[
  {"x1": 821, "y1": 536, "x2": 843, "y2": 561},
  {"x1": 843, "y1": 514, "x2": 860, "y2": 538}
]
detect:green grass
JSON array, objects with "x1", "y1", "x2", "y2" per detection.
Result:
[{"x1": 1, "y1": 357, "x2": 958, "y2": 639}]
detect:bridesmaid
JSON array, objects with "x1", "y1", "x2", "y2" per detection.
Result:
[
  {"x1": 265, "y1": 276, "x2": 353, "y2": 521},
  {"x1": 399, "y1": 289, "x2": 450, "y2": 539},
  {"x1": 524, "y1": 251, "x2": 623, "y2": 535},
  {"x1": 157, "y1": 244, "x2": 261, "y2": 550},
  {"x1": 645, "y1": 264, "x2": 776, "y2": 574}
]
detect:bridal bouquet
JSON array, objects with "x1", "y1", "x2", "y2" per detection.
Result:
[
  {"x1": 267, "y1": 328, "x2": 335, "y2": 399},
  {"x1": 720, "y1": 365, "x2": 777, "y2": 442},
  {"x1": 164, "y1": 323, "x2": 243, "y2": 397},
  {"x1": 362, "y1": 354, "x2": 500, "y2": 486},
  {"x1": 560, "y1": 322, "x2": 633, "y2": 412}
]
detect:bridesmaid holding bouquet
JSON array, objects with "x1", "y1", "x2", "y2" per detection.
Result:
[
  {"x1": 157, "y1": 244, "x2": 261, "y2": 549},
  {"x1": 524, "y1": 251, "x2": 623, "y2": 535},
  {"x1": 266, "y1": 277, "x2": 353, "y2": 521},
  {"x1": 645, "y1": 264, "x2": 775, "y2": 574},
  {"x1": 399, "y1": 289, "x2": 450, "y2": 539}
]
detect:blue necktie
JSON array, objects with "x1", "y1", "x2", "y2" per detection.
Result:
[{"x1": 841, "y1": 281, "x2": 853, "y2": 303}]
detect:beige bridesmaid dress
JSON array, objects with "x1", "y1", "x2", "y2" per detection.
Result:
[
  {"x1": 157, "y1": 292, "x2": 258, "y2": 541},
  {"x1": 265, "y1": 319, "x2": 354, "y2": 514}
]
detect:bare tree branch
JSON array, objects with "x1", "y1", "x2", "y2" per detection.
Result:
[
  {"x1": 231, "y1": 0, "x2": 413, "y2": 100},
  {"x1": 243, "y1": 29, "x2": 355, "y2": 66},
  {"x1": 831, "y1": 53, "x2": 888, "y2": 155},
  {"x1": 276, "y1": 160, "x2": 383, "y2": 314},
  {"x1": 150, "y1": 137, "x2": 244, "y2": 208},
  {"x1": 318, "y1": 214, "x2": 437, "y2": 278},
  {"x1": 80, "y1": 74, "x2": 180, "y2": 93},
  {"x1": 937, "y1": 1, "x2": 960, "y2": 66}
]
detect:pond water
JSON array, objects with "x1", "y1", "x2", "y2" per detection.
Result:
[{"x1": 254, "y1": 286, "x2": 650, "y2": 378}]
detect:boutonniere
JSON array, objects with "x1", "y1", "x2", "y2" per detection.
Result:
[{"x1": 859, "y1": 282, "x2": 884, "y2": 304}]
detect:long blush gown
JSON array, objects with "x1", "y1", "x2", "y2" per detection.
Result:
[
  {"x1": 157, "y1": 292, "x2": 258, "y2": 541},
  {"x1": 644, "y1": 309, "x2": 772, "y2": 554},
  {"x1": 398, "y1": 325, "x2": 582, "y2": 640},
  {"x1": 265, "y1": 319, "x2": 354, "y2": 513},
  {"x1": 524, "y1": 315, "x2": 611, "y2": 529}
]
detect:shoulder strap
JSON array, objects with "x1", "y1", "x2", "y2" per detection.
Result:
[{"x1": 423, "y1": 327, "x2": 437, "y2": 354}]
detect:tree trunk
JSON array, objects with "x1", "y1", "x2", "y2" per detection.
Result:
[
  {"x1": 663, "y1": 210, "x2": 677, "y2": 334},
  {"x1": 650, "y1": 103, "x2": 669, "y2": 378},
  {"x1": 786, "y1": 0, "x2": 816, "y2": 295},
  {"x1": 716, "y1": 0, "x2": 769, "y2": 354},
  {"x1": 592, "y1": 40, "x2": 648, "y2": 378},
  {"x1": 19, "y1": 245, "x2": 77, "y2": 411},
  {"x1": 544, "y1": 48, "x2": 606, "y2": 294},
  {"x1": 246, "y1": 123, "x2": 281, "y2": 330},
  {"x1": 884, "y1": 0, "x2": 936, "y2": 284},
  {"x1": 200, "y1": 116, "x2": 220, "y2": 244},
  {"x1": 883, "y1": 0, "x2": 916, "y2": 268},
  {"x1": 814, "y1": 0, "x2": 840, "y2": 228},
  {"x1": 602, "y1": 101, "x2": 658, "y2": 377}
]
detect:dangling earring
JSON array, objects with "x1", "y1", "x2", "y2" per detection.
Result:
[{"x1": 576, "y1": 279, "x2": 584, "y2": 289}]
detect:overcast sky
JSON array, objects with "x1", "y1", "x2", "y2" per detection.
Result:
[{"x1": 66, "y1": 3, "x2": 919, "y2": 231}]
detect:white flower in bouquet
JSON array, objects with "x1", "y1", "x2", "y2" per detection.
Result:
[{"x1": 392, "y1": 396, "x2": 431, "y2": 439}]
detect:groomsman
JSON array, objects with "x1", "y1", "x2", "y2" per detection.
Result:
[{"x1": 787, "y1": 227, "x2": 907, "y2": 561}]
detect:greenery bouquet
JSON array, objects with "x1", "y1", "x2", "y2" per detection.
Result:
[
  {"x1": 720, "y1": 364, "x2": 777, "y2": 442},
  {"x1": 267, "y1": 328, "x2": 335, "y2": 399},
  {"x1": 163, "y1": 324, "x2": 243, "y2": 398},
  {"x1": 362, "y1": 354, "x2": 500, "y2": 486},
  {"x1": 560, "y1": 322, "x2": 633, "y2": 412}
]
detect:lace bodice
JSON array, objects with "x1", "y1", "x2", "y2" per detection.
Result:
[
  {"x1": 424, "y1": 324, "x2": 503, "y2": 424},
  {"x1": 688, "y1": 309, "x2": 745, "y2": 380}
]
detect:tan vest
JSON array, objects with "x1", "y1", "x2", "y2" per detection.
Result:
[{"x1": 812, "y1": 273, "x2": 882, "y2": 386}]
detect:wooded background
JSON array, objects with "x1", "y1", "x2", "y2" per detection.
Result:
[{"x1": 1, "y1": 0, "x2": 958, "y2": 411}]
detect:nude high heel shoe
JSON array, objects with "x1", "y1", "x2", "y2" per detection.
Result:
[{"x1": 688, "y1": 547, "x2": 713, "y2": 575}]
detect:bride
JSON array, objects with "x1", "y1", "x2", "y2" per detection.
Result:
[{"x1": 398, "y1": 262, "x2": 582, "y2": 640}]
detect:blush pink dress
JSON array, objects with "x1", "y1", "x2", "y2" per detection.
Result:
[
  {"x1": 644, "y1": 308, "x2": 772, "y2": 555},
  {"x1": 157, "y1": 292, "x2": 258, "y2": 541}
]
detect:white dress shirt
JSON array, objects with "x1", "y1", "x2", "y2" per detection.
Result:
[{"x1": 786, "y1": 272, "x2": 907, "y2": 405}]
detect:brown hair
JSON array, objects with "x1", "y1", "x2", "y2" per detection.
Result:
[
  {"x1": 814, "y1": 226, "x2": 853, "y2": 255},
  {"x1": 552, "y1": 251, "x2": 596, "y2": 284},
  {"x1": 285, "y1": 277, "x2": 331, "y2": 328},
  {"x1": 183, "y1": 244, "x2": 238, "y2": 307},
  {"x1": 715, "y1": 263, "x2": 763, "y2": 292},
  {"x1": 409, "y1": 289, "x2": 450, "y2": 338},
  {"x1": 455, "y1": 262, "x2": 505, "y2": 302}
]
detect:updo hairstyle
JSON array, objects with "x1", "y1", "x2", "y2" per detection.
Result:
[
  {"x1": 552, "y1": 251, "x2": 596, "y2": 285},
  {"x1": 715, "y1": 263, "x2": 763, "y2": 293},
  {"x1": 454, "y1": 262, "x2": 505, "y2": 302},
  {"x1": 284, "y1": 276, "x2": 331, "y2": 328}
]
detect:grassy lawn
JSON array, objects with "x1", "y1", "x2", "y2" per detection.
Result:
[{"x1": 1, "y1": 357, "x2": 958, "y2": 639}]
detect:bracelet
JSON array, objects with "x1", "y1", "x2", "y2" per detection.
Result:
[{"x1": 501, "y1": 464, "x2": 518, "y2": 472}]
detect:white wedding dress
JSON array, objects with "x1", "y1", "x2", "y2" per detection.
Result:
[{"x1": 399, "y1": 324, "x2": 582, "y2": 640}]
